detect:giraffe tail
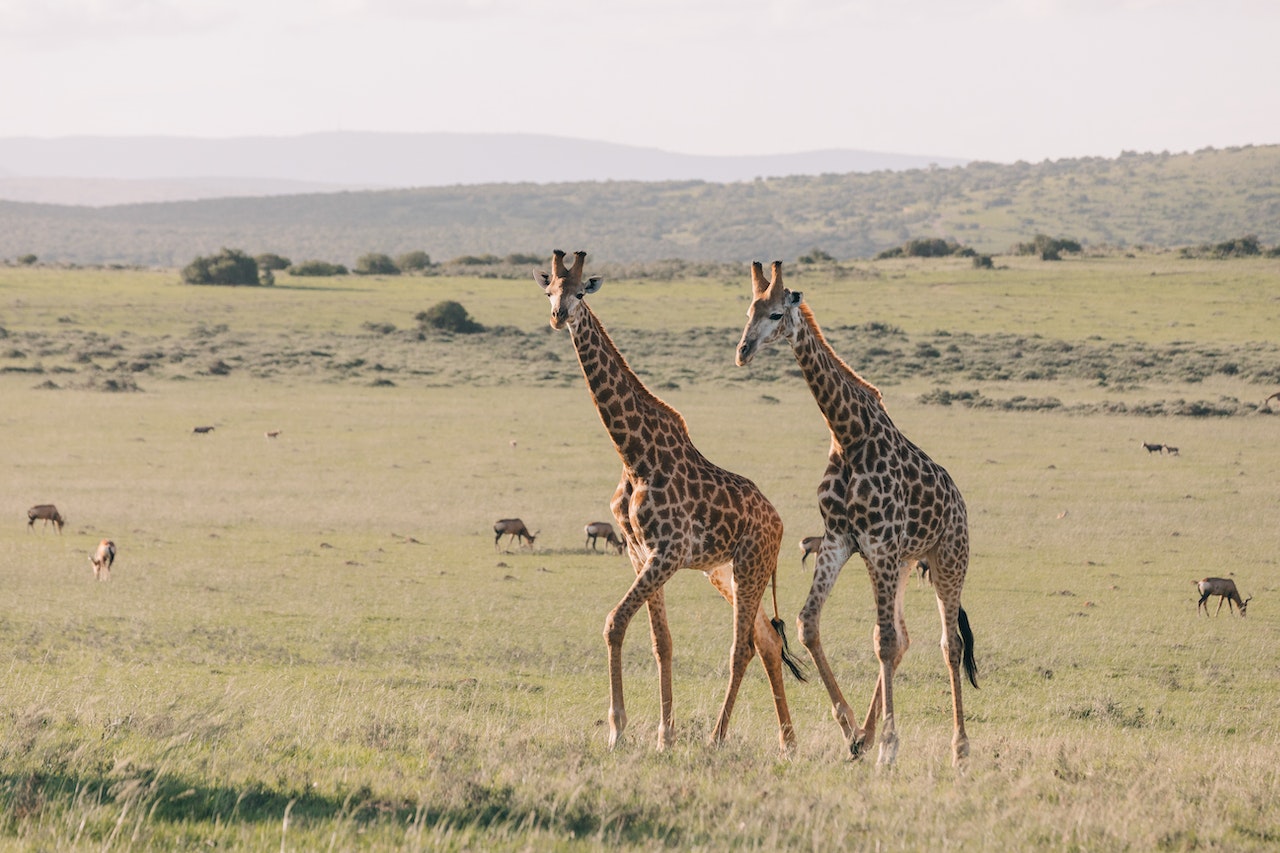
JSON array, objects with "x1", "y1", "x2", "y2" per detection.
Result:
[
  {"x1": 958, "y1": 606, "x2": 978, "y2": 689},
  {"x1": 769, "y1": 569, "x2": 807, "y2": 682}
]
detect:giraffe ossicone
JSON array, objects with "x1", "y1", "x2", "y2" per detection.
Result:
[
  {"x1": 534, "y1": 249, "x2": 805, "y2": 753},
  {"x1": 737, "y1": 259, "x2": 978, "y2": 767}
]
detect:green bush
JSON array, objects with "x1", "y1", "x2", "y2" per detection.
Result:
[
  {"x1": 182, "y1": 248, "x2": 261, "y2": 286},
  {"x1": 416, "y1": 301, "x2": 484, "y2": 334},
  {"x1": 354, "y1": 253, "x2": 400, "y2": 276},
  {"x1": 395, "y1": 251, "x2": 433, "y2": 271},
  {"x1": 1014, "y1": 234, "x2": 1082, "y2": 258},
  {"x1": 255, "y1": 253, "x2": 291, "y2": 271},
  {"x1": 289, "y1": 260, "x2": 348, "y2": 277}
]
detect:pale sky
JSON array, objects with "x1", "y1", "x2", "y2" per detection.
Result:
[{"x1": 2, "y1": 0, "x2": 1277, "y2": 163}]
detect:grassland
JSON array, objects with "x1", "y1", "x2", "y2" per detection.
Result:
[{"x1": 1, "y1": 255, "x2": 1278, "y2": 850}]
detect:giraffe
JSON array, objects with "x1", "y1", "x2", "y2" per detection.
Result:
[
  {"x1": 735, "y1": 260, "x2": 978, "y2": 766},
  {"x1": 534, "y1": 250, "x2": 804, "y2": 753}
]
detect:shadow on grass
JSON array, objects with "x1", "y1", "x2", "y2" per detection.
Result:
[{"x1": 0, "y1": 769, "x2": 678, "y2": 845}]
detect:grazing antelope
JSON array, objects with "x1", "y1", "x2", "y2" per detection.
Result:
[
  {"x1": 265, "y1": 430, "x2": 282, "y2": 439},
  {"x1": 1196, "y1": 577, "x2": 1251, "y2": 617},
  {"x1": 1163, "y1": 444, "x2": 1179, "y2": 456},
  {"x1": 1141, "y1": 441, "x2": 1164, "y2": 454},
  {"x1": 193, "y1": 425, "x2": 215, "y2": 434},
  {"x1": 585, "y1": 521, "x2": 625, "y2": 554},
  {"x1": 493, "y1": 518, "x2": 537, "y2": 551},
  {"x1": 90, "y1": 539, "x2": 116, "y2": 581},
  {"x1": 1264, "y1": 391, "x2": 1280, "y2": 409},
  {"x1": 27, "y1": 504, "x2": 64, "y2": 533},
  {"x1": 799, "y1": 536, "x2": 823, "y2": 567}
]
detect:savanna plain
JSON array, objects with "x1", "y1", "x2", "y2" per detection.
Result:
[{"x1": 1, "y1": 254, "x2": 1278, "y2": 850}]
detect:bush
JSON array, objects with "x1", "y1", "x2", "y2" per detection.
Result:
[
  {"x1": 798, "y1": 248, "x2": 835, "y2": 264},
  {"x1": 504, "y1": 253, "x2": 543, "y2": 266},
  {"x1": 449, "y1": 254, "x2": 503, "y2": 266},
  {"x1": 396, "y1": 251, "x2": 433, "y2": 271},
  {"x1": 182, "y1": 248, "x2": 261, "y2": 286},
  {"x1": 416, "y1": 301, "x2": 484, "y2": 334},
  {"x1": 874, "y1": 238, "x2": 972, "y2": 260},
  {"x1": 289, "y1": 260, "x2": 348, "y2": 277},
  {"x1": 17, "y1": 254, "x2": 37, "y2": 266},
  {"x1": 354, "y1": 253, "x2": 400, "y2": 276},
  {"x1": 255, "y1": 253, "x2": 291, "y2": 271},
  {"x1": 1014, "y1": 234, "x2": 1082, "y2": 258}
]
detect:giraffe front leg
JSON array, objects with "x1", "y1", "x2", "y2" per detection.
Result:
[
  {"x1": 798, "y1": 537, "x2": 861, "y2": 754},
  {"x1": 646, "y1": 587, "x2": 675, "y2": 750},
  {"x1": 870, "y1": 565, "x2": 910, "y2": 767}
]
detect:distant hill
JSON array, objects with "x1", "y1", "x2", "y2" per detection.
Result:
[
  {"x1": 0, "y1": 132, "x2": 965, "y2": 206},
  {"x1": 0, "y1": 144, "x2": 1276, "y2": 267}
]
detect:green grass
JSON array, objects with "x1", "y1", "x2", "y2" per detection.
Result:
[{"x1": 0, "y1": 259, "x2": 1278, "y2": 849}]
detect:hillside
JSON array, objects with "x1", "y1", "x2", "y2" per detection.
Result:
[{"x1": 1, "y1": 144, "x2": 1276, "y2": 266}]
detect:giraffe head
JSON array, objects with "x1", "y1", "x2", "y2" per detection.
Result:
[
  {"x1": 736, "y1": 260, "x2": 802, "y2": 366},
  {"x1": 533, "y1": 250, "x2": 602, "y2": 330}
]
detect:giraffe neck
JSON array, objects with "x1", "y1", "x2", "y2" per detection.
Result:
[
  {"x1": 788, "y1": 303, "x2": 886, "y2": 447},
  {"x1": 568, "y1": 302, "x2": 689, "y2": 468}
]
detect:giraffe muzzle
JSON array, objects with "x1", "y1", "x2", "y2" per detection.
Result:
[{"x1": 736, "y1": 340, "x2": 755, "y2": 366}]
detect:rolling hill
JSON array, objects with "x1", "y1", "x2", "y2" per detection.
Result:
[{"x1": 0, "y1": 144, "x2": 1276, "y2": 267}]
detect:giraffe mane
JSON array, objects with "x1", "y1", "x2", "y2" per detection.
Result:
[
  {"x1": 797, "y1": 303, "x2": 884, "y2": 406},
  {"x1": 580, "y1": 302, "x2": 691, "y2": 436}
]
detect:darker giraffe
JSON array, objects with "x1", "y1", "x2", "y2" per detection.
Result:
[
  {"x1": 535, "y1": 250, "x2": 803, "y2": 752},
  {"x1": 736, "y1": 260, "x2": 977, "y2": 766}
]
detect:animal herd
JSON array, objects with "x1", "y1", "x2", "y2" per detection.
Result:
[{"x1": 25, "y1": 503, "x2": 117, "y2": 581}]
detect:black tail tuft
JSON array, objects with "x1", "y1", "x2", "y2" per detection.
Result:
[
  {"x1": 958, "y1": 607, "x2": 978, "y2": 689},
  {"x1": 771, "y1": 617, "x2": 808, "y2": 682}
]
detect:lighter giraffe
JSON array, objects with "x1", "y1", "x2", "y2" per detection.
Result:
[
  {"x1": 736, "y1": 261, "x2": 978, "y2": 766},
  {"x1": 535, "y1": 250, "x2": 804, "y2": 752}
]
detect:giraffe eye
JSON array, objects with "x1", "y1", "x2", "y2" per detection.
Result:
[
  {"x1": 575, "y1": 292, "x2": 585, "y2": 300},
  {"x1": 769, "y1": 313, "x2": 783, "y2": 321}
]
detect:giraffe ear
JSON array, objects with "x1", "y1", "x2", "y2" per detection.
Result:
[
  {"x1": 584, "y1": 275, "x2": 603, "y2": 294},
  {"x1": 786, "y1": 289, "x2": 803, "y2": 307},
  {"x1": 533, "y1": 270, "x2": 551, "y2": 290}
]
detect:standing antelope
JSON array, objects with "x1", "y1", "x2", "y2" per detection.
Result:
[
  {"x1": 91, "y1": 539, "x2": 117, "y2": 581},
  {"x1": 493, "y1": 518, "x2": 537, "y2": 551},
  {"x1": 1141, "y1": 442, "x2": 1164, "y2": 454},
  {"x1": 799, "y1": 536, "x2": 823, "y2": 567},
  {"x1": 27, "y1": 504, "x2": 65, "y2": 533},
  {"x1": 585, "y1": 521, "x2": 625, "y2": 554},
  {"x1": 1196, "y1": 577, "x2": 1251, "y2": 617}
]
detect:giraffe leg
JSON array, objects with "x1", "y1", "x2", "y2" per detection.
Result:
[
  {"x1": 937, "y1": 594, "x2": 970, "y2": 765},
  {"x1": 645, "y1": 586, "x2": 675, "y2": 749},
  {"x1": 604, "y1": 552, "x2": 680, "y2": 750},
  {"x1": 866, "y1": 560, "x2": 909, "y2": 766},
  {"x1": 709, "y1": 566, "x2": 769, "y2": 747},
  {"x1": 797, "y1": 536, "x2": 860, "y2": 753},
  {"x1": 706, "y1": 565, "x2": 796, "y2": 754}
]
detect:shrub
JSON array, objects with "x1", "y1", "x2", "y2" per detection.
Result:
[
  {"x1": 182, "y1": 248, "x2": 260, "y2": 286},
  {"x1": 1014, "y1": 234, "x2": 1082, "y2": 258},
  {"x1": 354, "y1": 253, "x2": 400, "y2": 276},
  {"x1": 255, "y1": 253, "x2": 291, "y2": 271},
  {"x1": 396, "y1": 251, "x2": 433, "y2": 271},
  {"x1": 504, "y1": 253, "x2": 543, "y2": 266},
  {"x1": 416, "y1": 301, "x2": 484, "y2": 334},
  {"x1": 17, "y1": 254, "x2": 37, "y2": 265},
  {"x1": 289, "y1": 260, "x2": 348, "y2": 277},
  {"x1": 449, "y1": 254, "x2": 503, "y2": 266},
  {"x1": 874, "y1": 238, "x2": 972, "y2": 260},
  {"x1": 798, "y1": 248, "x2": 835, "y2": 264}
]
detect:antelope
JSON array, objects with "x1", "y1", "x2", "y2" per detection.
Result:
[
  {"x1": 799, "y1": 536, "x2": 822, "y2": 567},
  {"x1": 493, "y1": 518, "x2": 537, "y2": 551},
  {"x1": 1196, "y1": 577, "x2": 1251, "y2": 617},
  {"x1": 27, "y1": 504, "x2": 64, "y2": 533},
  {"x1": 265, "y1": 430, "x2": 282, "y2": 439},
  {"x1": 585, "y1": 521, "x2": 625, "y2": 554},
  {"x1": 1163, "y1": 444, "x2": 1179, "y2": 456},
  {"x1": 193, "y1": 425, "x2": 215, "y2": 434},
  {"x1": 1141, "y1": 441, "x2": 1164, "y2": 454},
  {"x1": 90, "y1": 539, "x2": 116, "y2": 580}
]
